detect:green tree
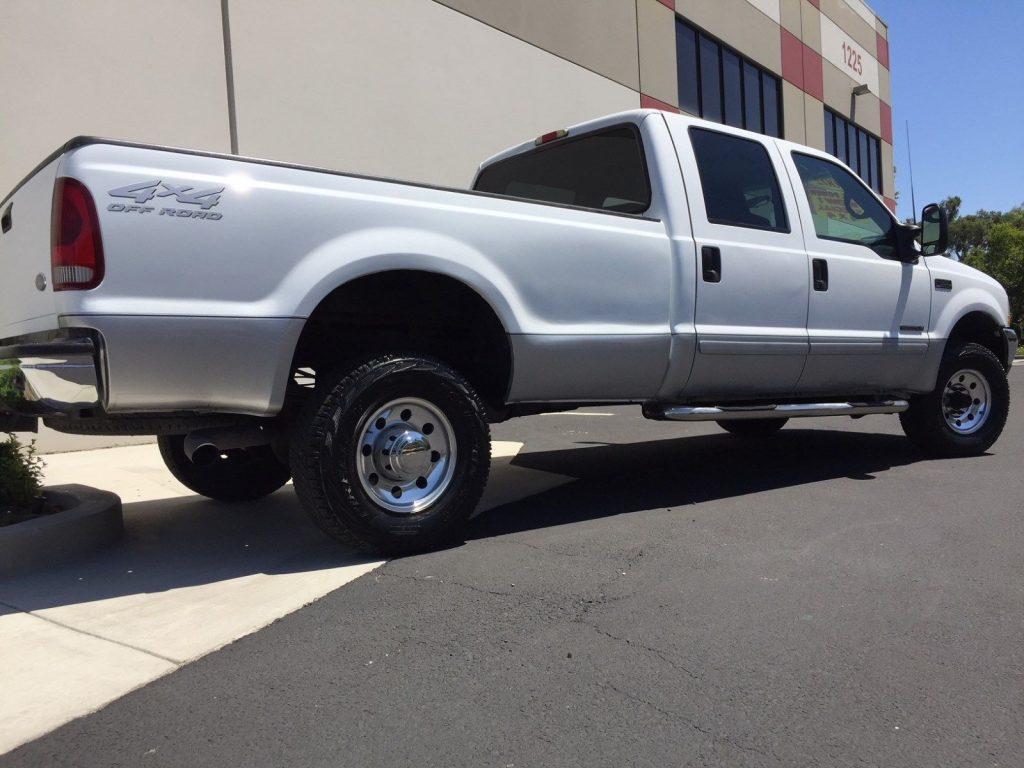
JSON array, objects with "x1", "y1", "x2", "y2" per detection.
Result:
[{"x1": 943, "y1": 197, "x2": 1024, "y2": 333}]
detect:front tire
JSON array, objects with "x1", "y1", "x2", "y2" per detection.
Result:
[
  {"x1": 900, "y1": 342, "x2": 1010, "y2": 457},
  {"x1": 157, "y1": 435, "x2": 291, "y2": 501},
  {"x1": 717, "y1": 418, "x2": 788, "y2": 437},
  {"x1": 290, "y1": 354, "x2": 491, "y2": 554}
]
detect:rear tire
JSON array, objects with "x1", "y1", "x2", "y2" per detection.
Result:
[
  {"x1": 290, "y1": 354, "x2": 491, "y2": 555},
  {"x1": 717, "y1": 418, "x2": 788, "y2": 437},
  {"x1": 158, "y1": 435, "x2": 292, "y2": 501},
  {"x1": 900, "y1": 342, "x2": 1009, "y2": 457}
]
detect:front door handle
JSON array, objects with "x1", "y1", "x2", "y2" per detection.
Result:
[
  {"x1": 812, "y1": 258, "x2": 829, "y2": 291},
  {"x1": 702, "y1": 246, "x2": 721, "y2": 283}
]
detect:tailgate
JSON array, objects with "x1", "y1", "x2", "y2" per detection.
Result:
[{"x1": 0, "y1": 156, "x2": 61, "y2": 340}]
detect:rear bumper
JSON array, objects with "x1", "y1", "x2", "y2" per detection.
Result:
[
  {"x1": 0, "y1": 330, "x2": 101, "y2": 424},
  {"x1": 1003, "y1": 327, "x2": 1019, "y2": 370}
]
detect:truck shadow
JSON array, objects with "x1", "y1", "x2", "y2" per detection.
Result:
[
  {"x1": 1, "y1": 428, "x2": 940, "y2": 613},
  {"x1": 466, "y1": 428, "x2": 932, "y2": 542}
]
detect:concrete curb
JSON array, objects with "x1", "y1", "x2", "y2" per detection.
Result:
[{"x1": 0, "y1": 485, "x2": 123, "y2": 576}]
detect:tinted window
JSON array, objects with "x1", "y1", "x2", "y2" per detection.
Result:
[
  {"x1": 824, "y1": 108, "x2": 883, "y2": 192},
  {"x1": 676, "y1": 23, "x2": 699, "y2": 116},
  {"x1": 690, "y1": 128, "x2": 788, "y2": 232},
  {"x1": 675, "y1": 19, "x2": 782, "y2": 139},
  {"x1": 743, "y1": 61, "x2": 762, "y2": 133},
  {"x1": 793, "y1": 152, "x2": 894, "y2": 257},
  {"x1": 722, "y1": 51, "x2": 743, "y2": 128},
  {"x1": 762, "y1": 75, "x2": 780, "y2": 138},
  {"x1": 474, "y1": 126, "x2": 651, "y2": 214},
  {"x1": 699, "y1": 34, "x2": 722, "y2": 123},
  {"x1": 835, "y1": 117, "x2": 847, "y2": 165}
]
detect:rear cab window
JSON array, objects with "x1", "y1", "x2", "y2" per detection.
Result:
[
  {"x1": 688, "y1": 127, "x2": 789, "y2": 232},
  {"x1": 473, "y1": 125, "x2": 652, "y2": 215}
]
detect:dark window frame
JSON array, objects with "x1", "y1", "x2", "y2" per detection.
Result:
[
  {"x1": 689, "y1": 126, "x2": 791, "y2": 235},
  {"x1": 823, "y1": 108, "x2": 883, "y2": 193},
  {"x1": 791, "y1": 150, "x2": 897, "y2": 256},
  {"x1": 676, "y1": 18, "x2": 783, "y2": 138},
  {"x1": 473, "y1": 122, "x2": 655, "y2": 218}
]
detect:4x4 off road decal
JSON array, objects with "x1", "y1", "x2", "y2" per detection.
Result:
[{"x1": 106, "y1": 180, "x2": 225, "y2": 220}]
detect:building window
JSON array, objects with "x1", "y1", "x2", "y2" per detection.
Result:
[
  {"x1": 675, "y1": 19, "x2": 782, "y2": 138},
  {"x1": 824, "y1": 109, "x2": 882, "y2": 193}
]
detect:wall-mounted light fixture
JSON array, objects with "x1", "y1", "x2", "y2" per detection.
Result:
[{"x1": 852, "y1": 84, "x2": 871, "y2": 97}]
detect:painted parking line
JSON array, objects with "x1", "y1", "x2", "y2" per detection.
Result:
[
  {"x1": 0, "y1": 439, "x2": 571, "y2": 755},
  {"x1": 540, "y1": 411, "x2": 616, "y2": 417}
]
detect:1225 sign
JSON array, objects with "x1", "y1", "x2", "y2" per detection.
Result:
[{"x1": 841, "y1": 41, "x2": 864, "y2": 76}]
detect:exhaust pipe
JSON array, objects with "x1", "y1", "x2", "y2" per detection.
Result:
[{"x1": 184, "y1": 424, "x2": 274, "y2": 463}]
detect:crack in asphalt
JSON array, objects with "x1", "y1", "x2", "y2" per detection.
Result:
[{"x1": 596, "y1": 679, "x2": 777, "y2": 762}]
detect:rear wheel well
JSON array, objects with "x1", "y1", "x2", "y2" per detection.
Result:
[
  {"x1": 946, "y1": 311, "x2": 1005, "y2": 367},
  {"x1": 290, "y1": 271, "x2": 512, "y2": 412}
]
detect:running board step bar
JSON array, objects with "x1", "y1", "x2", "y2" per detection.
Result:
[{"x1": 645, "y1": 400, "x2": 909, "y2": 422}]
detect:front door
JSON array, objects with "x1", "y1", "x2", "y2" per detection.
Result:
[
  {"x1": 671, "y1": 123, "x2": 810, "y2": 398},
  {"x1": 785, "y1": 151, "x2": 931, "y2": 394}
]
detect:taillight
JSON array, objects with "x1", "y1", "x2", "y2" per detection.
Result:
[{"x1": 51, "y1": 177, "x2": 104, "y2": 291}]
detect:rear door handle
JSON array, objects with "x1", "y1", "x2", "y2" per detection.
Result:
[
  {"x1": 812, "y1": 258, "x2": 829, "y2": 291},
  {"x1": 702, "y1": 246, "x2": 721, "y2": 283}
]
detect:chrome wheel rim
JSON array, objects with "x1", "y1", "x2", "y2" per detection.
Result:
[
  {"x1": 355, "y1": 397, "x2": 456, "y2": 514},
  {"x1": 942, "y1": 368, "x2": 991, "y2": 435}
]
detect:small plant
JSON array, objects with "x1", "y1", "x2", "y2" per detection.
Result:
[
  {"x1": 1, "y1": 432, "x2": 46, "y2": 525},
  {"x1": 0, "y1": 363, "x2": 22, "y2": 405}
]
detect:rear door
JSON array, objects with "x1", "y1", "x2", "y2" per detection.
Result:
[
  {"x1": 670, "y1": 123, "x2": 809, "y2": 397},
  {"x1": 0, "y1": 157, "x2": 61, "y2": 340},
  {"x1": 784, "y1": 150, "x2": 931, "y2": 394}
]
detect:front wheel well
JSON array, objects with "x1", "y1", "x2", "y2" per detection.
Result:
[
  {"x1": 290, "y1": 270, "x2": 513, "y2": 412},
  {"x1": 946, "y1": 311, "x2": 1007, "y2": 367}
]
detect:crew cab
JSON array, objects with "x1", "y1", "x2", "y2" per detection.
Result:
[{"x1": 0, "y1": 110, "x2": 1016, "y2": 552}]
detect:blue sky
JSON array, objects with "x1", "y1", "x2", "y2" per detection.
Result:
[{"x1": 869, "y1": 0, "x2": 1023, "y2": 219}]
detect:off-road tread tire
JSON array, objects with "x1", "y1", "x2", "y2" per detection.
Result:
[
  {"x1": 158, "y1": 435, "x2": 292, "y2": 501},
  {"x1": 900, "y1": 342, "x2": 1010, "y2": 457},
  {"x1": 290, "y1": 354, "x2": 491, "y2": 555},
  {"x1": 717, "y1": 418, "x2": 789, "y2": 437}
]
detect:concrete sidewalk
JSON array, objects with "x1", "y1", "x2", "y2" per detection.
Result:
[{"x1": 0, "y1": 440, "x2": 570, "y2": 755}]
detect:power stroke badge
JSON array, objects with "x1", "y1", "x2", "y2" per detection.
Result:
[{"x1": 107, "y1": 180, "x2": 224, "y2": 220}]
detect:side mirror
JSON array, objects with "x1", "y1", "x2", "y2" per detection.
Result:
[
  {"x1": 893, "y1": 222, "x2": 921, "y2": 264},
  {"x1": 920, "y1": 203, "x2": 949, "y2": 256}
]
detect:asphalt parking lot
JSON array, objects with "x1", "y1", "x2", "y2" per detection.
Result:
[{"x1": 4, "y1": 367, "x2": 1022, "y2": 768}]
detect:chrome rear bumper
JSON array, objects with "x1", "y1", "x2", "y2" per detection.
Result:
[{"x1": 0, "y1": 332, "x2": 101, "y2": 422}]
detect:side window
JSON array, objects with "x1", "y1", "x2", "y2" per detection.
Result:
[
  {"x1": 689, "y1": 128, "x2": 789, "y2": 233},
  {"x1": 473, "y1": 126, "x2": 651, "y2": 214},
  {"x1": 792, "y1": 152, "x2": 895, "y2": 257}
]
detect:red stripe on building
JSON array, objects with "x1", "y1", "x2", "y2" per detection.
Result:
[
  {"x1": 641, "y1": 93, "x2": 680, "y2": 113},
  {"x1": 879, "y1": 100, "x2": 893, "y2": 145},
  {"x1": 656, "y1": 0, "x2": 675, "y2": 10},
  {"x1": 884, "y1": 197, "x2": 897, "y2": 214},
  {"x1": 781, "y1": 28, "x2": 804, "y2": 91},
  {"x1": 782, "y1": 28, "x2": 824, "y2": 102},
  {"x1": 806, "y1": 0, "x2": 820, "y2": 7},
  {"x1": 876, "y1": 32, "x2": 890, "y2": 70},
  {"x1": 801, "y1": 45, "x2": 824, "y2": 102}
]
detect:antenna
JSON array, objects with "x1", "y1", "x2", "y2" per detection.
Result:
[{"x1": 906, "y1": 120, "x2": 918, "y2": 223}]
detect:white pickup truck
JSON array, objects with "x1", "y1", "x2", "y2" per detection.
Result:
[{"x1": 1, "y1": 110, "x2": 1016, "y2": 552}]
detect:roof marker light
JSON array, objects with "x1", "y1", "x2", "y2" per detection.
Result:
[{"x1": 535, "y1": 129, "x2": 568, "y2": 146}]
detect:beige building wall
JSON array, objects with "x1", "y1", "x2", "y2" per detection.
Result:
[
  {"x1": 227, "y1": 0, "x2": 638, "y2": 188},
  {"x1": 0, "y1": 0, "x2": 230, "y2": 199},
  {"x1": 434, "y1": 0, "x2": 640, "y2": 90}
]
